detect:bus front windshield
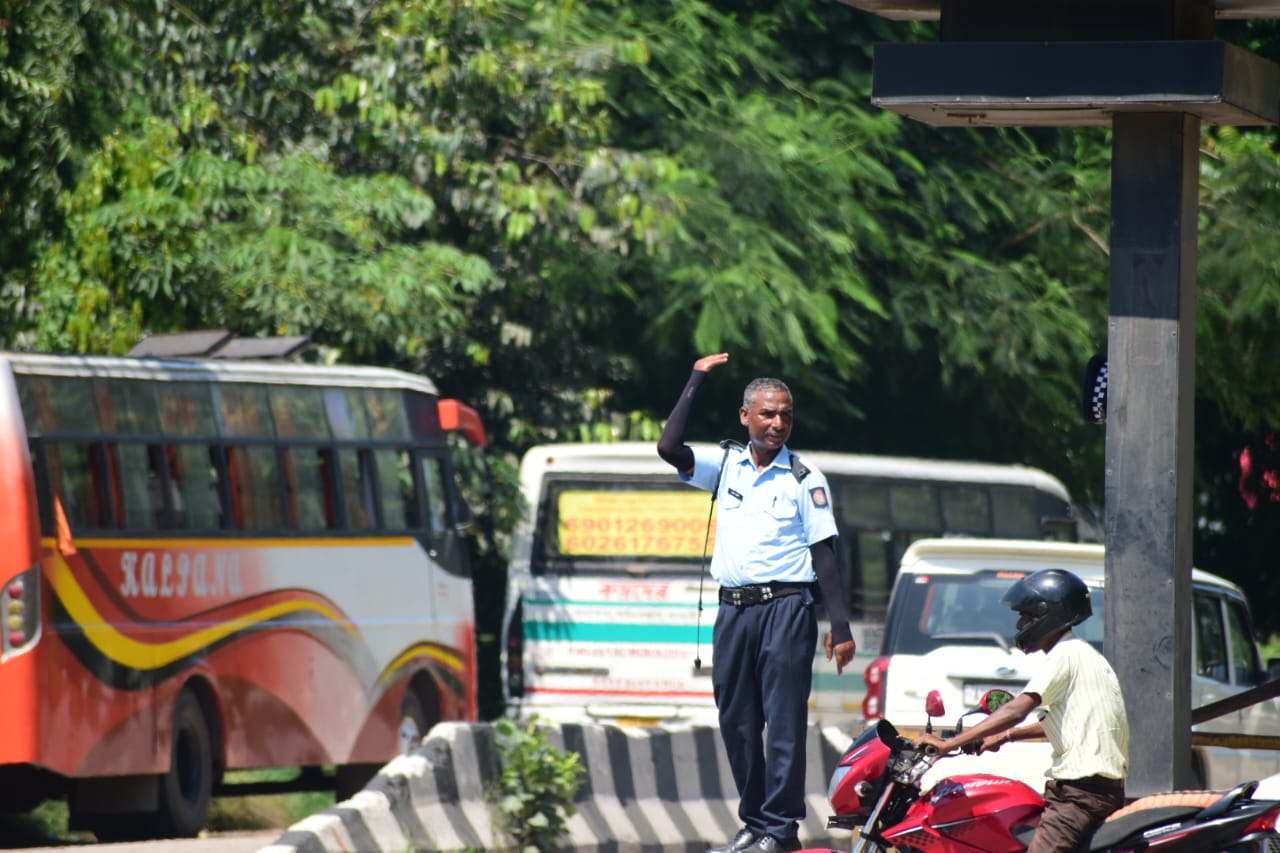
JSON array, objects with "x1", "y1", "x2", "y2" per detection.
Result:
[{"x1": 532, "y1": 477, "x2": 715, "y2": 574}]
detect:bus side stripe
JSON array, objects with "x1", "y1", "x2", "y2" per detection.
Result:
[
  {"x1": 525, "y1": 622, "x2": 702, "y2": 643},
  {"x1": 48, "y1": 554, "x2": 353, "y2": 671},
  {"x1": 375, "y1": 641, "x2": 468, "y2": 703}
]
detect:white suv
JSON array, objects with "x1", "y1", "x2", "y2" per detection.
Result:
[{"x1": 861, "y1": 538, "x2": 1280, "y2": 792}]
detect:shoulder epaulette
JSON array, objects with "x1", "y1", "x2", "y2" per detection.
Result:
[{"x1": 790, "y1": 452, "x2": 810, "y2": 482}]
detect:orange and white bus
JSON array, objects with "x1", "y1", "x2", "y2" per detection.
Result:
[{"x1": 0, "y1": 352, "x2": 490, "y2": 839}]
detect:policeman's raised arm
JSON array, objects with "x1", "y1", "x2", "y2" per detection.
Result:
[{"x1": 657, "y1": 353, "x2": 729, "y2": 475}]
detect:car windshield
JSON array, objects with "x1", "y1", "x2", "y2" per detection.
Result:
[{"x1": 885, "y1": 571, "x2": 1105, "y2": 656}]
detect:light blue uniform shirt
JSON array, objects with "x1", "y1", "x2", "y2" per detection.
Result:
[{"x1": 683, "y1": 443, "x2": 838, "y2": 587}]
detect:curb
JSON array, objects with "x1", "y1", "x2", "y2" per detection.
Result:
[{"x1": 259, "y1": 723, "x2": 854, "y2": 853}]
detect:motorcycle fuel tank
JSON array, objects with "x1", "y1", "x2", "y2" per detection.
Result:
[{"x1": 885, "y1": 774, "x2": 1044, "y2": 853}]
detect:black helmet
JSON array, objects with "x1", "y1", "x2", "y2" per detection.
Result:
[{"x1": 1001, "y1": 569, "x2": 1092, "y2": 652}]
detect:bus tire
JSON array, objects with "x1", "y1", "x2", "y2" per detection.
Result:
[
  {"x1": 154, "y1": 690, "x2": 214, "y2": 837},
  {"x1": 336, "y1": 685, "x2": 435, "y2": 800}
]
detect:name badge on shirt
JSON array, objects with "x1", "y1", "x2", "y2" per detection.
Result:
[{"x1": 727, "y1": 488, "x2": 743, "y2": 500}]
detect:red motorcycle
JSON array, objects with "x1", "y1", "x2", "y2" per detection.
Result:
[{"x1": 805, "y1": 689, "x2": 1280, "y2": 853}]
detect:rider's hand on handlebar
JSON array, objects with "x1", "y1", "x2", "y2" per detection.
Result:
[
  {"x1": 978, "y1": 731, "x2": 1009, "y2": 754},
  {"x1": 912, "y1": 733, "x2": 950, "y2": 755}
]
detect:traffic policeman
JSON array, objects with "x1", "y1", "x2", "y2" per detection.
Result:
[{"x1": 657, "y1": 352, "x2": 856, "y2": 853}]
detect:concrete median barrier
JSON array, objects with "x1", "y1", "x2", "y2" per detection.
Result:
[{"x1": 259, "y1": 722, "x2": 855, "y2": 853}]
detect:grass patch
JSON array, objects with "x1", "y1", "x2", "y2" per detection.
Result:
[
  {"x1": 0, "y1": 769, "x2": 334, "y2": 846},
  {"x1": 209, "y1": 768, "x2": 336, "y2": 831},
  {"x1": 0, "y1": 801, "x2": 93, "y2": 849}
]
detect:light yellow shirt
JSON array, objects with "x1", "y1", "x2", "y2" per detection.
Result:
[{"x1": 1022, "y1": 631, "x2": 1129, "y2": 782}]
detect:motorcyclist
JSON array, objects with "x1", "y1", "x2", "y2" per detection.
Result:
[{"x1": 913, "y1": 568, "x2": 1129, "y2": 853}]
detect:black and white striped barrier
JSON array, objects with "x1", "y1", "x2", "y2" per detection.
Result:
[{"x1": 260, "y1": 722, "x2": 854, "y2": 853}]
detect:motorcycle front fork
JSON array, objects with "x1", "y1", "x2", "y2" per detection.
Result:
[{"x1": 850, "y1": 781, "x2": 897, "y2": 853}]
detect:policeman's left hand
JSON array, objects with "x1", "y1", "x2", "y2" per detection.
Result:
[{"x1": 825, "y1": 634, "x2": 856, "y2": 675}]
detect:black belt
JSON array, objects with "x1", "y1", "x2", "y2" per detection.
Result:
[{"x1": 719, "y1": 582, "x2": 809, "y2": 607}]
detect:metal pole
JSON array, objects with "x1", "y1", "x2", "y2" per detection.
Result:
[{"x1": 1104, "y1": 111, "x2": 1199, "y2": 795}]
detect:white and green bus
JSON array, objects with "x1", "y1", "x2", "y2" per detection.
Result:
[{"x1": 500, "y1": 441, "x2": 1088, "y2": 728}]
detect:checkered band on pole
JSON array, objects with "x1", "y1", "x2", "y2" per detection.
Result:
[{"x1": 1081, "y1": 354, "x2": 1108, "y2": 425}]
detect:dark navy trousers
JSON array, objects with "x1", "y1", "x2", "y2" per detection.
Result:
[{"x1": 711, "y1": 588, "x2": 818, "y2": 843}]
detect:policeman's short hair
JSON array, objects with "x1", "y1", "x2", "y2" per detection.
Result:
[{"x1": 743, "y1": 378, "x2": 791, "y2": 410}]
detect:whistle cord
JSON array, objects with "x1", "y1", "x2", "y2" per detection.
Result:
[{"x1": 694, "y1": 440, "x2": 742, "y2": 673}]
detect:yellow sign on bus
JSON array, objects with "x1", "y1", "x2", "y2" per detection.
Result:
[{"x1": 557, "y1": 491, "x2": 717, "y2": 557}]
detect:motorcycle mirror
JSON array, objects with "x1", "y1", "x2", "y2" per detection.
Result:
[
  {"x1": 980, "y1": 688, "x2": 1015, "y2": 713},
  {"x1": 925, "y1": 690, "x2": 946, "y2": 718}
]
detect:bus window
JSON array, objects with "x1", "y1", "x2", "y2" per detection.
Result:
[
  {"x1": 217, "y1": 385, "x2": 275, "y2": 439},
  {"x1": 338, "y1": 449, "x2": 376, "y2": 530},
  {"x1": 18, "y1": 375, "x2": 100, "y2": 435},
  {"x1": 853, "y1": 530, "x2": 892, "y2": 620},
  {"x1": 99, "y1": 379, "x2": 161, "y2": 436},
  {"x1": 839, "y1": 481, "x2": 891, "y2": 528},
  {"x1": 114, "y1": 443, "x2": 167, "y2": 529},
  {"x1": 168, "y1": 444, "x2": 224, "y2": 529},
  {"x1": 420, "y1": 456, "x2": 449, "y2": 534},
  {"x1": 227, "y1": 446, "x2": 284, "y2": 529},
  {"x1": 891, "y1": 482, "x2": 940, "y2": 531},
  {"x1": 374, "y1": 449, "x2": 414, "y2": 529},
  {"x1": 941, "y1": 485, "x2": 992, "y2": 535},
  {"x1": 990, "y1": 486, "x2": 1041, "y2": 538},
  {"x1": 270, "y1": 386, "x2": 330, "y2": 440},
  {"x1": 365, "y1": 390, "x2": 411, "y2": 441},
  {"x1": 325, "y1": 388, "x2": 371, "y2": 440},
  {"x1": 157, "y1": 382, "x2": 219, "y2": 437},
  {"x1": 283, "y1": 447, "x2": 335, "y2": 530},
  {"x1": 47, "y1": 442, "x2": 109, "y2": 529},
  {"x1": 405, "y1": 392, "x2": 442, "y2": 442}
]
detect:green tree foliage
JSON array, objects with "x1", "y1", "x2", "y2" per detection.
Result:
[
  {"x1": 0, "y1": 0, "x2": 126, "y2": 334},
  {"x1": 843, "y1": 124, "x2": 1116, "y2": 504},
  {"x1": 615, "y1": 1, "x2": 898, "y2": 382},
  {"x1": 13, "y1": 0, "x2": 705, "y2": 446},
  {"x1": 1199, "y1": 126, "x2": 1280, "y2": 431},
  {"x1": 10, "y1": 0, "x2": 1280, "y2": 624},
  {"x1": 27, "y1": 110, "x2": 496, "y2": 356}
]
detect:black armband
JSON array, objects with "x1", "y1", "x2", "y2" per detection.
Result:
[
  {"x1": 656, "y1": 370, "x2": 707, "y2": 472},
  {"x1": 812, "y1": 537, "x2": 853, "y2": 646}
]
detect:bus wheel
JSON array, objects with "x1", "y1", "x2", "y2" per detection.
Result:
[
  {"x1": 336, "y1": 687, "x2": 433, "y2": 800},
  {"x1": 155, "y1": 690, "x2": 214, "y2": 837},
  {"x1": 399, "y1": 688, "x2": 430, "y2": 755}
]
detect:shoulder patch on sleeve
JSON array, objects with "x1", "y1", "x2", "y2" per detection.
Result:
[{"x1": 808, "y1": 486, "x2": 830, "y2": 509}]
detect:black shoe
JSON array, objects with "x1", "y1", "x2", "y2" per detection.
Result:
[
  {"x1": 742, "y1": 835, "x2": 802, "y2": 853},
  {"x1": 706, "y1": 827, "x2": 757, "y2": 853}
]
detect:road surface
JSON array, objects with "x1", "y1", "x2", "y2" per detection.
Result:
[{"x1": 11, "y1": 831, "x2": 280, "y2": 853}]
